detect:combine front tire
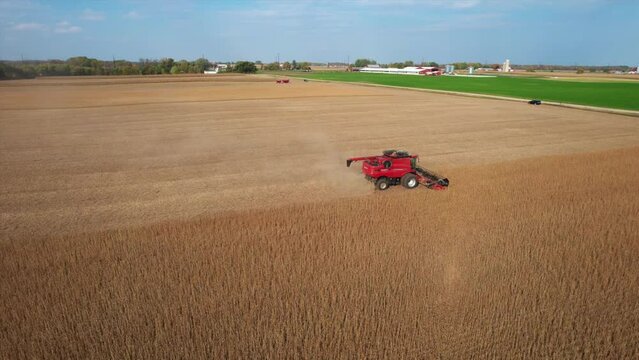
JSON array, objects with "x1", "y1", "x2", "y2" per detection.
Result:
[
  {"x1": 401, "y1": 174, "x2": 418, "y2": 189},
  {"x1": 375, "y1": 177, "x2": 390, "y2": 191}
]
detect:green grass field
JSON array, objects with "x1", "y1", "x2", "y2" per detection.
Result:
[{"x1": 289, "y1": 72, "x2": 639, "y2": 111}]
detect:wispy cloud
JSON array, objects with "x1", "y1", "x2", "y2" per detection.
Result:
[
  {"x1": 404, "y1": 12, "x2": 506, "y2": 32},
  {"x1": 0, "y1": 0, "x2": 49, "y2": 21},
  {"x1": 81, "y1": 9, "x2": 105, "y2": 21},
  {"x1": 218, "y1": 2, "x2": 354, "y2": 32},
  {"x1": 450, "y1": 0, "x2": 480, "y2": 9},
  {"x1": 12, "y1": 22, "x2": 46, "y2": 31},
  {"x1": 54, "y1": 21, "x2": 81, "y2": 33},
  {"x1": 0, "y1": 0, "x2": 45, "y2": 11},
  {"x1": 124, "y1": 10, "x2": 142, "y2": 19},
  {"x1": 356, "y1": 0, "x2": 482, "y2": 8},
  {"x1": 355, "y1": 0, "x2": 610, "y2": 9}
]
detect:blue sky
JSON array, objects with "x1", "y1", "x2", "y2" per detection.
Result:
[{"x1": 1, "y1": 0, "x2": 637, "y2": 65}]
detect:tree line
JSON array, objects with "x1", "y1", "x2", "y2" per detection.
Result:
[
  {"x1": 2, "y1": 56, "x2": 633, "y2": 80},
  {"x1": 352, "y1": 58, "x2": 466, "y2": 69},
  {"x1": 261, "y1": 60, "x2": 312, "y2": 71},
  {"x1": 0, "y1": 57, "x2": 260, "y2": 80},
  {"x1": 351, "y1": 58, "x2": 632, "y2": 72},
  {"x1": 516, "y1": 64, "x2": 632, "y2": 72}
]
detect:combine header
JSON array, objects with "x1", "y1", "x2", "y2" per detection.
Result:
[{"x1": 346, "y1": 150, "x2": 449, "y2": 191}]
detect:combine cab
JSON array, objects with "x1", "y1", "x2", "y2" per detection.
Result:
[{"x1": 346, "y1": 150, "x2": 449, "y2": 190}]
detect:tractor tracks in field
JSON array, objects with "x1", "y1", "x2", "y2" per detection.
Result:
[{"x1": 0, "y1": 94, "x2": 392, "y2": 111}]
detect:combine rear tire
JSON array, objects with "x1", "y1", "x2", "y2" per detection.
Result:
[
  {"x1": 375, "y1": 177, "x2": 390, "y2": 191},
  {"x1": 401, "y1": 174, "x2": 419, "y2": 189}
]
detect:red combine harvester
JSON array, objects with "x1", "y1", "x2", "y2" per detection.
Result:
[{"x1": 346, "y1": 150, "x2": 449, "y2": 191}]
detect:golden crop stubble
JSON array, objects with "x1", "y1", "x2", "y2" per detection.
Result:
[{"x1": 1, "y1": 147, "x2": 638, "y2": 359}]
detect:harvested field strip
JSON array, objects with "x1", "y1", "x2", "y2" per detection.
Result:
[
  {"x1": 0, "y1": 74, "x2": 271, "y2": 87},
  {"x1": 0, "y1": 94, "x2": 391, "y2": 111},
  {"x1": 3, "y1": 78, "x2": 639, "y2": 241},
  {"x1": 291, "y1": 72, "x2": 639, "y2": 111},
  {"x1": 2, "y1": 147, "x2": 638, "y2": 358}
]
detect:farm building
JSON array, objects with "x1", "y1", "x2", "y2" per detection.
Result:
[
  {"x1": 203, "y1": 64, "x2": 228, "y2": 74},
  {"x1": 360, "y1": 65, "x2": 442, "y2": 76}
]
